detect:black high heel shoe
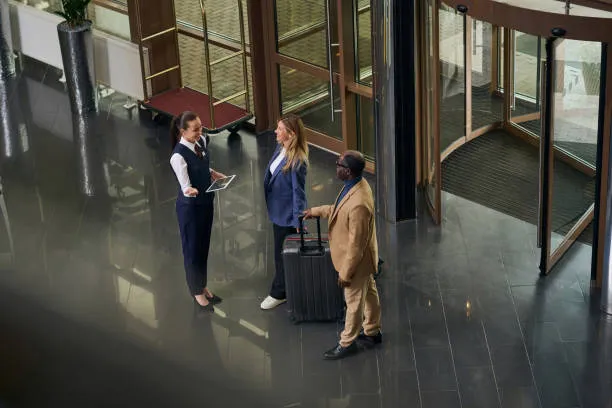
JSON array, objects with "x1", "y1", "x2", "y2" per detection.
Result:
[
  {"x1": 206, "y1": 294, "x2": 223, "y2": 305},
  {"x1": 194, "y1": 298, "x2": 214, "y2": 312}
]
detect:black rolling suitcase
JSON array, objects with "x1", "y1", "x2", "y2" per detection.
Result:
[{"x1": 283, "y1": 216, "x2": 344, "y2": 323}]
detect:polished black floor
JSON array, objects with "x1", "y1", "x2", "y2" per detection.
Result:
[{"x1": 1, "y1": 57, "x2": 612, "y2": 408}]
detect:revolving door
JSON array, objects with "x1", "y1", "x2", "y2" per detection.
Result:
[{"x1": 417, "y1": 0, "x2": 612, "y2": 283}]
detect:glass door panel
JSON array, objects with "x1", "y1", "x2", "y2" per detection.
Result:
[
  {"x1": 278, "y1": 65, "x2": 342, "y2": 139},
  {"x1": 439, "y1": 5, "x2": 465, "y2": 152},
  {"x1": 354, "y1": 0, "x2": 372, "y2": 85},
  {"x1": 541, "y1": 38, "x2": 601, "y2": 273},
  {"x1": 552, "y1": 40, "x2": 601, "y2": 168},
  {"x1": 471, "y1": 19, "x2": 503, "y2": 132},
  {"x1": 275, "y1": 0, "x2": 337, "y2": 70},
  {"x1": 511, "y1": 32, "x2": 545, "y2": 137},
  {"x1": 421, "y1": 0, "x2": 440, "y2": 223},
  {"x1": 270, "y1": 0, "x2": 344, "y2": 147}
]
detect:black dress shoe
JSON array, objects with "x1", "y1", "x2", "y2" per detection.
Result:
[
  {"x1": 357, "y1": 331, "x2": 382, "y2": 348},
  {"x1": 206, "y1": 294, "x2": 223, "y2": 305},
  {"x1": 323, "y1": 342, "x2": 358, "y2": 360}
]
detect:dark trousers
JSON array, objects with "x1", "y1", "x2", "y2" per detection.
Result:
[
  {"x1": 270, "y1": 223, "x2": 297, "y2": 299},
  {"x1": 176, "y1": 201, "x2": 214, "y2": 296}
]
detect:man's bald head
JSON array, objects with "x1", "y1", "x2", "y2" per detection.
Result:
[{"x1": 342, "y1": 150, "x2": 366, "y2": 178}]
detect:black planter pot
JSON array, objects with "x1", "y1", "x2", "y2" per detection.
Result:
[
  {"x1": 57, "y1": 20, "x2": 98, "y2": 114},
  {"x1": 73, "y1": 112, "x2": 107, "y2": 197}
]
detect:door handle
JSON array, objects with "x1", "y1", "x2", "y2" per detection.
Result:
[{"x1": 537, "y1": 59, "x2": 547, "y2": 248}]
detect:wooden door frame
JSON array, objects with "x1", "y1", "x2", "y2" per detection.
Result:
[
  {"x1": 261, "y1": 0, "x2": 372, "y2": 158},
  {"x1": 248, "y1": 0, "x2": 274, "y2": 132},
  {"x1": 593, "y1": 43, "x2": 612, "y2": 287},
  {"x1": 416, "y1": 0, "x2": 442, "y2": 224}
]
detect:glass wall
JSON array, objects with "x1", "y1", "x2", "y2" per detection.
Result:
[
  {"x1": 510, "y1": 32, "x2": 545, "y2": 137},
  {"x1": 471, "y1": 20, "x2": 502, "y2": 131},
  {"x1": 355, "y1": 0, "x2": 372, "y2": 85},
  {"x1": 176, "y1": 0, "x2": 254, "y2": 113},
  {"x1": 421, "y1": 0, "x2": 439, "y2": 219},
  {"x1": 439, "y1": 4, "x2": 465, "y2": 152},
  {"x1": 176, "y1": 0, "x2": 249, "y2": 45},
  {"x1": 552, "y1": 40, "x2": 601, "y2": 168},
  {"x1": 275, "y1": 1, "x2": 330, "y2": 69},
  {"x1": 278, "y1": 65, "x2": 342, "y2": 139},
  {"x1": 549, "y1": 39, "x2": 601, "y2": 254}
]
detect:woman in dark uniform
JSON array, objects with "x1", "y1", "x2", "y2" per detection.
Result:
[{"x1": 170, "y1": 111, "x2": 225, "y2": 311}]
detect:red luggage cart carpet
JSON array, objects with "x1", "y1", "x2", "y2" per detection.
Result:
[{"x1": 143, "y1": 87, "x2": 252, "y2": 134}]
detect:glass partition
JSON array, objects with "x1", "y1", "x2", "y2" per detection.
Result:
[
  {"x1": 471, "y1": 19, "x2": 503, "y2": 133},
  {"x1": 175, "y1": 0, "x2": 254, "y2": 113},
  {"x1": 354, "y1": 0, "x2": 372, "y2": 85},
  {"x1": 545, "y1": 38, "x2": 601, "y2": 266},
  {"x1": 275, "y1": 0, "x2": 332, "y2": 70},
  {"x1": 178, "y1": 34, "x2": 254, "y2": 111},
  {"x1": 279, "y1": 65, "x2": 342, "y2": 140},
  {"x1": 421, "y1": 0, "x2": 440, "y2": 222},
  {"x1": 552, "y1": 40, "x2": 601, "y2": 168},
  {"x1": 176, "y1": 0, "x2": 250, "y2": 45},
  {"x1": 354, "y1": 0, "x2": 374, "y2": 157},
  {"x1": 510, "y1": 32, "x2": 545, "y2": 137},
  {"x1": 439, "y1": 4, "x2": 465, "y2": 153}
]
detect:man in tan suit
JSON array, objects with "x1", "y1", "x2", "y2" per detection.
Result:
[{"x1": 303, "y1": 150, "x2": 382, "y2": 360}]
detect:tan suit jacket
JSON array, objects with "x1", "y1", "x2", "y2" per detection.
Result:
[{"x1": 310, "y1": 178, "x2": 378, "y2": 282}]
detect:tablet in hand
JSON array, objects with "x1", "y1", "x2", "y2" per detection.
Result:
[{"x1": 206, "y1": 175, "x2": 236, "y2": 193}]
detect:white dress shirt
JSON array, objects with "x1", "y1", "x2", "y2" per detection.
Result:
[
  {"x1": 170, "y1": 137, "x2": 208, "y2": 197},
  {"x1": 269, "y1": 148, "x2": 286, "y2": 175}
]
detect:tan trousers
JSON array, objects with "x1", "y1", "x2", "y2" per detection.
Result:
[{"x1": 339, "y1": 273, "x2": 381, "y2": 347}]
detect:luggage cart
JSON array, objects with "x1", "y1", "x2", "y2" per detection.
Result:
[{"x1": 134, "y1": 0, "x2": 252, "y2": 134}]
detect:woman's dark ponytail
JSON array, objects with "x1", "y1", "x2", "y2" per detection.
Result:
[
  {"x1": 170, "y1": 111, "x2": 199, "y2": 150},
  {"x1": 169, "y1": 113, "x2": 182, "y2": 150}
]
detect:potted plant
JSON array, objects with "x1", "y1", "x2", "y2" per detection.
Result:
[{"x1": 56, "y1": 0, "x2": 97, "y2": 114}]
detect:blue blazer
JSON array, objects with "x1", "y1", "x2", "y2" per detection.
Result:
[{"x1": 264, "y1": 145, "x2": 307, "y2": 228}]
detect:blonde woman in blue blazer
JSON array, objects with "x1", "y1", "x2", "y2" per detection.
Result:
[{"x1": 261, "y1": 114, "x2": 309, "y2": 310}]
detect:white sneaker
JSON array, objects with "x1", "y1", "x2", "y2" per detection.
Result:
[{"x1": 260, "y1": 296, "x2": 286, "y2": 310}]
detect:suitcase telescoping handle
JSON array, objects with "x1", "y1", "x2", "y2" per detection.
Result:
[{"x1": 298, "y1": 214, "x2": 324, "y2": 254}]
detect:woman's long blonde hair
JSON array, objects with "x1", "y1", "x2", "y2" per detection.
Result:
[{"x1": 280, "y1": 114, "x2": 309, "y2": 173}]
